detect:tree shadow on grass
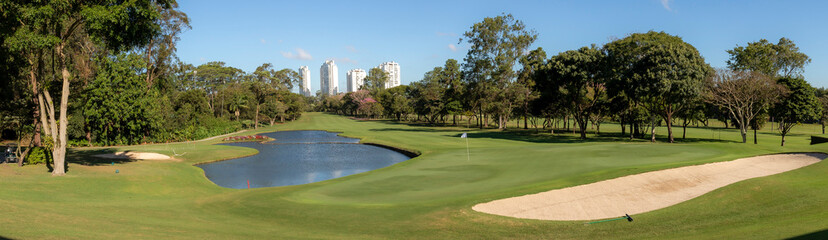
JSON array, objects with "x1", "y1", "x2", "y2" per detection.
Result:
[
  {"x1": 461, "y1": 130, "x2": 737, "y2": 144},
  {"x1": 0, "y1": 235, "x2": 15, "y2": 240},
  {"x1": 786, "y1": 229, "x2": 828, "y2": 240},
  {"x1": 66, "y1": 148, "x2": 136, "y2": 166},
  {"x1": 370, "y1": 127, "x2": 462, "y2": 133}
]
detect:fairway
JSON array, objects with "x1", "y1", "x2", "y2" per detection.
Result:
[{"x1": 2, "y1": 113, "x2": 828, "y2": 239}]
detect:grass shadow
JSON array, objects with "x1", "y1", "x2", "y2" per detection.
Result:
[
  {"x1": 370, "y1": 127, "x2": 461, "y2": 133},
  {"x1": 66, "y1": 148, "x2": 136, "y2": 166},
  {"x1": 463, "y1": 129, "x2": 737, "y2": 144},
  {"x1": 786, "y1": 229, "x2": 828, "y2": 240}
]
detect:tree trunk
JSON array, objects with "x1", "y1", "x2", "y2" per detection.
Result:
[
  {"x1": 578, "y1": 117, "x2": 587, "y2": 139},
  {"x1": 52, "y1": 44, "x2": 71, "y2": 176},
  {"x1": 28, "y1": 61, "x2": 42, "y2": 148},
  {"x1": 739, "y1": 125, "x2": 747, "y2": 143},
  {"x1": 682, "y1": 118, "x2": 687, "y2": 139},
  {"x1": 254, "y1": 104, "x2": 260, "y2": 129},
  {"x1": 621, "y1": 121, "x2": 626, "y2": 136},
  {"x1": 665, "y1": 111, "x2": 674, "y2": 143},
  {"x1": 753, "y1": 128, "x2": 758, "y2": 144},
  {"x1": 524, "y1": 114, "x2": 528, "y2": 129}
]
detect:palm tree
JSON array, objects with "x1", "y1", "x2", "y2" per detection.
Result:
[{"x1": 229, "y1": 95, "x2": 249, "y2": 121}]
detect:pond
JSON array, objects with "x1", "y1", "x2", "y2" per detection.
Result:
[{"x1": 197, "y1": 131, "x2": 412, "y2": 189}]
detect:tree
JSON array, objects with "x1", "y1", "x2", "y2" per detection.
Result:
[
  {"x1": 819, "y1": 95, "x2": 828, "y2": 134},
  {"x1": 378, "y1": 86, "x2": 412, "y2": 121},
  {"x1": 196, "y1": 61, "x2": 244, "y2": 113},
  {"x1": 772, "y1": 77, "x2": 820, "y2": 146},
  {"x1": 83, "y1": 53, "x2": 162, "y2": 145},
  {"x1": 143, "y1": 2, "x2": 190, "y2": 88},
  {"x1": 727, "y1": 37, "x2": 811, "y2": 78},
  {"x1": 706, "y1": 69, "x2": 783, "y2": 143},
  {"x1": 516, "y1": 48, "x2": 545, "y2": 129},
  {"x1": 362, "y1": 67, "x2": 389, "y2": 92},
  {"x1": 411, "y1": 68, "x2": 446, "y2": 124},
  {"x1": 605, "y1": 31, "x2": 710, "y2": 143},
  {"x1": 549, "y1": 45, "x2": 606, "y2": 139},
  {"x1": 439, "y1": 59, "x2": 464, "y2": 125},
  {"x1": 4, "y1": 0, "x2": 173, "y2": 175},
  {"x1": 461, "y1": 13, "x2": 537, "y2": 129},
  {"x1": 249, "y1": 81, "x2": 274, "y2": 129}
]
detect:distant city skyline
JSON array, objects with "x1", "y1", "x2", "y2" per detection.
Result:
[
  {"x1": 176, "y1": 0, "x2": 828, "y2": 89},
  {"x1": 346, "y1": 69, "x2": 366, "y2": 93},
  {"x1": 320, "y1": 60, "x2": 338, "y2": 95},
  {"x1": 298, "y1": 66, "x2": 311, "y2": 96}
]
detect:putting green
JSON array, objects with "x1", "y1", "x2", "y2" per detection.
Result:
[{"x1": 1, "y1": 112, "x2": 827, "y2": 239}]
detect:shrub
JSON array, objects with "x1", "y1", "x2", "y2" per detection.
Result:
[{"x1": 25, "y1": 147, "x2": 51, "y2": 165}]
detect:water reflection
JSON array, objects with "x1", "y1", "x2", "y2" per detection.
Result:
[{"x1": 198, "y1": 131, "x2": 410, "y2": 189}]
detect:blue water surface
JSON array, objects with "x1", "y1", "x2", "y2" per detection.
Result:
[{"x1": 198, "y1": 131, "x2": 410, "y2": 189}]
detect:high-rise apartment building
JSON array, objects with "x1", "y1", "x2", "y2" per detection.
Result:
[
  {"x1": 378, "y1": 61, "x2": 400, "y2": 89},
  {"x1": 346, "y1": 69, "x2": 367, "y2": 92},
  {"x1": 298, "y1": 66, "x2": 311, "y2": 96},
  {"x1": 320, "y1": 60, "x2": 338, "y2": 95}
]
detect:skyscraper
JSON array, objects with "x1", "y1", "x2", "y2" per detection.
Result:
[
  {"x1": 378, "y1": 61, "x2": 400, "y2": 89},
  {"x1": 298, "y1": 66, "x2": 311, "y2": 96},
  {"x1": 320, "y1": 60, "x2": 338, "y2": 95},
  {"x1": 346, "y1": 69, "x2": 367, "y2": 92}
]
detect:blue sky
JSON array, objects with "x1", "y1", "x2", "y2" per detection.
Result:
[{"x1": 176, "y1": 0, "x2": 828, "y2": 92}]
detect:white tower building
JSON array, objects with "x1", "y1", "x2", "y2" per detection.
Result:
[
  {"x1": 298, "y1": 66, "x2": 311, "y2": 96},
  {"x1": 320, "y1": 60, "x2": 338, "y2": 95},
  {"x1": 346, "y1": 69, "x2": 367, "y2": 92},
  {"x1": 378, "y1": 61, "x2": 401, "y2": 89}
]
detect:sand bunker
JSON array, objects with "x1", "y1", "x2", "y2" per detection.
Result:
[
  {"x1": 473, "y1": 153, "x2": 826, "y2": 221},
  {"x1": 94, "y1": 151, "x2": 172, "y2": 160}
]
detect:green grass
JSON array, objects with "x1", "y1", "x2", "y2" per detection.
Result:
[{"x1": 2, "y1": 112, "x2": 828, "y2": 239}]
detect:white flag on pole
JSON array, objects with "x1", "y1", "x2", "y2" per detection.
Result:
[{"x1": 460, "y1": 133, "x2": 467, "y2": 138}]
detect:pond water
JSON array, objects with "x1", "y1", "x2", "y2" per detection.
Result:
[{"x1": 197, "y1": 131, "x2": 411, "y2": 189}]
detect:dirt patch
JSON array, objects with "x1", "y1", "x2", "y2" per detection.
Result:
[
  {"x1": 472, "y1": 153, "x2": 827, "y2": 221},
  {"x1": 93, "y1": 151, "x2": 174, "y2": 161}
]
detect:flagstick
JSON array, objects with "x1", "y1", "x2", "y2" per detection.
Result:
[{"x1": 465, "y1": 136, "x2": 470, "y2": 162}]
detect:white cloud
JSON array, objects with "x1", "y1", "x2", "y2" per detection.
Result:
[
  {"x1": 448, "y1": 44, "x2": 458, "y2": 52},
  {"x1": 345, "y1": 45, "x2": 358, "y2": 53},
  {"x1": 661, "y1": 0, "x2": 672, "y2": 11},
  {"x1": 260, "y1": 38, "x2": 266, "y2": 44},
  {"x1": 281, "y1": 48, "x2": 313, "y2": 60},
  {"x1": 333, "y1": 57, "x2": 358, "y2": 65}
]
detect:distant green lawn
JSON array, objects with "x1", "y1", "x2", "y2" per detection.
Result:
[{"x1": 1, "y1": 112, "x2": 827, "y2": 239}]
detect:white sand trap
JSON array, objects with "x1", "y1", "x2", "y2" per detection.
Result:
[
  {"x1": 94, "y1": 151, "x2": 172, "y2": 160},
  {"x1": 473, "y1": 153, "x2": 827, "y2": 221}
]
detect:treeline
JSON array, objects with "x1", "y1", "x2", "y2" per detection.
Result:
[
  {"x1": 321, "y1": 14, "x2": 826, "y2": 147},
  {"x1": 0, "y1": 1, "x2": 307, "y2": 173}
]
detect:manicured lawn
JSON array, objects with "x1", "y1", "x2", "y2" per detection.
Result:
[{"x1": 1, "y1": 112, "x2": 827, "y2": 239}]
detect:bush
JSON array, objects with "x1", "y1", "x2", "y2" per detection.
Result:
[{"x1": 25, "y1": 147, "x2": 51, "y2": 165}]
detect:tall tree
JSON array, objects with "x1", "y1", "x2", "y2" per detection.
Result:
[
  {"x1": 461, "y1": 13, "x2": 537, "y2": 129},
  {"x1": 196, "y1": 61, "x2": 244, "y2": 113},
  {"x1": 772, "y1": 77, "x2": 820, "y2": 146},
  {"x1": 706, "y1": 69, "x2": 783, "y2": 143},
  {"x1": 517, "y1": 47, "x2": 545, "y2": 129},
  {"x1": 144, "y1": 1, "x2": 190, "y2": 88},
  {"x1": 4, "y1": 0, "x2": 172, "y2": 175},
  {"x1": 605, "y1": 31, "x2": 710, "y2": 143},
  {"x1": 549, "y1": 45, "x2": 606, "y2": 139},
  {"x1": 362, "y1": 67, "x2": 389, "y2": 92},
  {"x1": 439, "y1": 59, "x2": 464, "y2": 125},
  {"x1": 727, "y1": 37, "x2": 811, "y2": 78},
  {"x1": 83, "y1": 53, "x2": 162, "y2": 145}
]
